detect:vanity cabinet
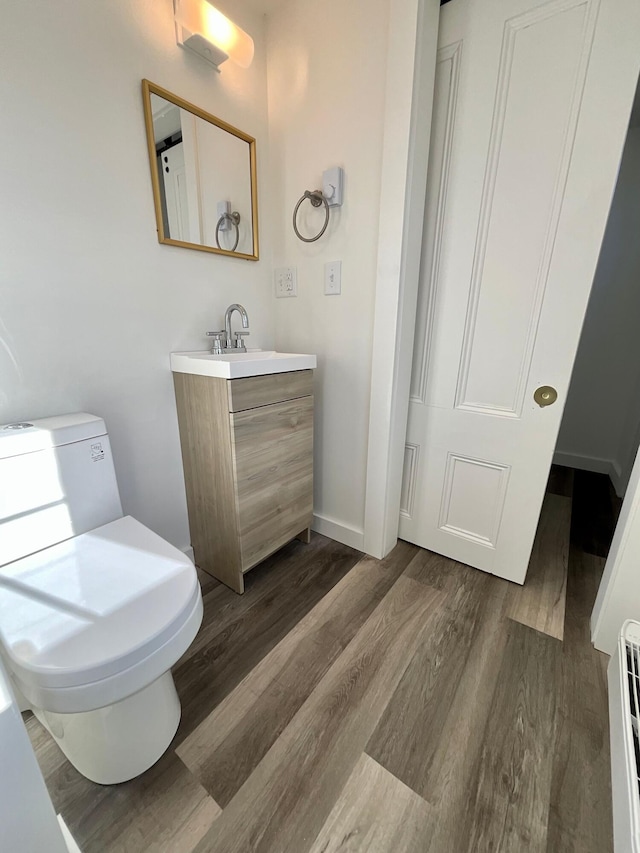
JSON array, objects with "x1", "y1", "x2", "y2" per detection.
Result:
[{"x1": 173, "y1": 369, "x2": 313, "y2": 593}]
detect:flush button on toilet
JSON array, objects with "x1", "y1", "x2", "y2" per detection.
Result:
[{"x1": 3, "y1": 422, "x2": 34, "y2": 430}]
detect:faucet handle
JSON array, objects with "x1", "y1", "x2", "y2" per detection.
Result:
[
  {"x1": 206, "y1": 331, "x2": 225, "y2": 354},
  {"x1": 233, "y1": 331, "x2": 250, "y2": 351}
]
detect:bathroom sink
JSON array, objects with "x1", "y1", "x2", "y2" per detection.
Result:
[{"x1": 170, "y1": 349, "x2": 317, "y2": 379}]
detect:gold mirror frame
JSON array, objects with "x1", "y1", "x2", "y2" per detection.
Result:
[{"x1": 142, "y1": 79, "x2": 259, "y2": 261}]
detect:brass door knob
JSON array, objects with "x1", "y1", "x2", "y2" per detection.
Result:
[{"x1": 534, "y1": 386, "x2": 558, "y2": 407}]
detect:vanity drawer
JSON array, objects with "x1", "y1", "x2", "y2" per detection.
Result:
[
  {"x1": 231, "y1": 395, "x2": 313, "y2": 571},
  {"x1": 227, "y1": 369, "x2": 313, "y2": 413}
]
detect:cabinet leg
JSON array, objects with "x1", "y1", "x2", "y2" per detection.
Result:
[
  {"x1": 196, "y1": 562, "x2": 244, "y2": 594},
  {"x1": 295, "y1": 527, "x2": 312, "y2": 545}
]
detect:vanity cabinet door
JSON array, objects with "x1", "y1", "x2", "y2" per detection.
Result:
[{"x1": 231, "y1": 395, "x2": 313, "y2": 572}]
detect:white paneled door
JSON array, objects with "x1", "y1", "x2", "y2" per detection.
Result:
[
  {"x1": 400, "y1": 0, "x2": 640, "y2": 583},
  {"x1": 161, "y1": 142, "x2": 191, "y2": 242}
]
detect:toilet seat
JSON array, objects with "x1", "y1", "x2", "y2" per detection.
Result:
[{"x1": 0, "y1": 516, "x2": 203, "y2": 713}]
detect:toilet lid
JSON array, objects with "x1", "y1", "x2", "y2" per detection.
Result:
[{"x1": 0, "y1": 516, "x2": 201, "y2": 690}]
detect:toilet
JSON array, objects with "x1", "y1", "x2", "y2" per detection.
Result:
[{"x1": 0, "y1": 412, "x2": 203, "y2": 784}]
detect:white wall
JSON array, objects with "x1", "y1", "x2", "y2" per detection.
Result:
[
  {"x1": 555, "y1": 125, "x2": 640, "y2": 495},
  {"x1": 195, "y1": 119, "x2": 254, "y2": 253},
  {"x1": 592, "y1": 444, "x2": 640, "y2": 654},
  {"x1": 583, "y1": 117, "x2": 640, "y2": 654},
  {"x1": 266, "y1": 0, "x2": 392, "y2": 548},
  {"x1": 0, "y1": 0, "x2": 273, "y2": 553}
]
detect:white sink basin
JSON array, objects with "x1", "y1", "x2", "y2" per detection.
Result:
[{"x1": 170, "y1": 349, "x2": 317, "y2": 379}]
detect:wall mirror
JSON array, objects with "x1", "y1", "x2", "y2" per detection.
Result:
[{"x1": 142, "y1": 80, "x2": 258, "y2": 260}]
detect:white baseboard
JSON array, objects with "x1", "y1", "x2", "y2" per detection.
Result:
[
  {"x1": 58, "y1": 815, "x2": 82, "y2": 852},
  {"x1": 553, "y1": 450, "x2": 626, "y2": 496},
  {"x1": 183, "y1": 520, "x2": 364, "y2": 563},
  {"x1": 609, "y1": 460, "x2": 627, "y2": 498},
  {"x1": 312, "y1": 513, "x2": 365, "y2": 551},
  {"x1": 553, "y1": 450, "x2": 614, "y2": 475}
]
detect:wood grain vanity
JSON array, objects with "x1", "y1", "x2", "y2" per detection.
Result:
[{"x1": 173, "y1": 369, "x2": 313, "y2": 593}]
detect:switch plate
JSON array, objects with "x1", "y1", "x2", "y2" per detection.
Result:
[
  {"x1": 274, "y1": 266, "x2": 297, "y2": 298},
  {"x1": 324, "y1": 260, "x2": 342, "y2": 295}
]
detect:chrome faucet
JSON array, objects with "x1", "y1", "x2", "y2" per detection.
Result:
[{"x1": 223, "y1": 303, "x2": 250, "y2": 352}]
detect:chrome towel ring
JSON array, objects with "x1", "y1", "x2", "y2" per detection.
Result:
[
  {"x1": 293, "y1": 190, "x2": 330, "y2": 243},
  {"x1": 215, "y1": 211, "x2": 241, "y2": 252}
]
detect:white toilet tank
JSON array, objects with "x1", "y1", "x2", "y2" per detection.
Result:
[{"x1": 0, "y1": 413, "x2": 123, "y2": 566}]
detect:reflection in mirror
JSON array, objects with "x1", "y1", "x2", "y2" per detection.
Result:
[{"x1": 142, "y1": 80, "x2": 258, "y2": 260}]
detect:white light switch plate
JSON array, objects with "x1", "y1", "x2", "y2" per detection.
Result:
[
  {"x1": 274, "y1": 267, "x2": 297, "y2": 298},
  {"x1": 324, "y1": 260, "x2": 342, "y2": 295}
]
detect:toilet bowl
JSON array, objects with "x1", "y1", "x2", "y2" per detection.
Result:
[{"x1": 0, "y1": 413, "x2": 203, "y2": 784}]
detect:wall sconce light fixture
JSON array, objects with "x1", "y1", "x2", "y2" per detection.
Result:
[{"x1": 174, "y1": 0, "x2": 254, "y2": 71}]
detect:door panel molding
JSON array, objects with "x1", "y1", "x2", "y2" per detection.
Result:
[
  {"x1": 410, "y1": 40, "x2": 463, "y2": 405},
  {"x1": 455, "y1": 0, "x2": 599, "y2": 417},
  {"x1": 400, "y1": 443, "x2": 421, "y2": 518},
  {"x1": 438, "y1": 453, "x2": 511, "y2": 547}
]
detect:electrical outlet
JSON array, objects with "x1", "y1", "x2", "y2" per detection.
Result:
[
  {"x1": 324, "y1": 260, "x2": 342, "y2": 295},
  {"x1": 274, "y1": 267, "x2": 297, "y2": 298}
]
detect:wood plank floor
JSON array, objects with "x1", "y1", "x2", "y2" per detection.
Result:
[
  {"x1": 25, "y1": 465, "x2": 613, "y2": 853},
  {"x1": 506, "y1": 492, "x2": 570, "y2": 641}
]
